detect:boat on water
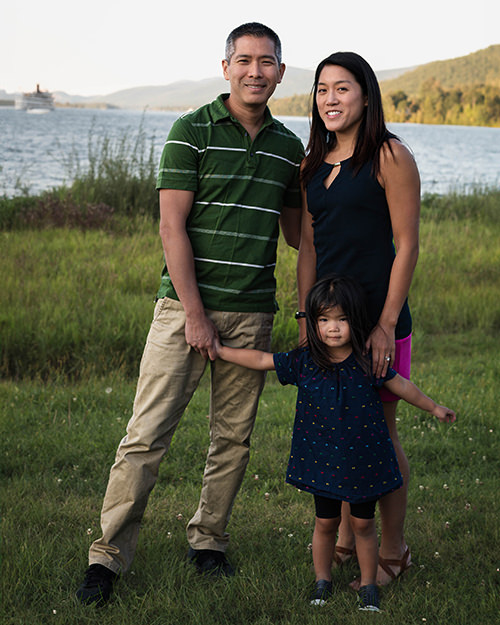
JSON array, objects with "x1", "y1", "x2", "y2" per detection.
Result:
[{"x1": 15, "y1": 84, "x2": 55, "y2": 112}]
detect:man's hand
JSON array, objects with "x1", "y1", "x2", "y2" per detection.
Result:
[{"x1": 185, "y1": 313, "x2": 219, "y2": 360}]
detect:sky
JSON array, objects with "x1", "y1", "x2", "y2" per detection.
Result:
[{"x1": 2, "y1": 0, "x2": 499, "y2": 96}]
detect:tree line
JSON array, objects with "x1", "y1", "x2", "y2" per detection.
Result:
[
  {"x1": 270, "y1": 80, "x2": 500, "y2": 128},
  {"x1": 382, "y1": 79, "x2": 500, "y2": 126}
]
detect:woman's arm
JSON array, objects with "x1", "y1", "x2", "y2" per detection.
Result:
[
  {"x1": 296, "y1": 183, "x2": 317, "y2": 344},
  {"x1": 384, "y1": 374, "x2": 456, "y2": 423},
  {"x1": 369, "y1": 140, "x2": 421, "y2": 378},
  {"x1": 280, "y1": 206, "x2": 302, "y2": 250}
]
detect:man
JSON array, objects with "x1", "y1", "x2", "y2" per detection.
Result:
[{"x1": 76, "y1": 22, "x2": 304, "y2": 606}]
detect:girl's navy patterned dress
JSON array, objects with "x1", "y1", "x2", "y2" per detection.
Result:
[{"x1": 273, "y1": 348, "x2": 402, "y2": 503}]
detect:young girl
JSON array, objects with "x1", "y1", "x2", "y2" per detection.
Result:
[{"x1": 214, "y1": 275, "x2": 455, "y2": 612}]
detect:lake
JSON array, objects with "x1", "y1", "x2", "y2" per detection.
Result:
[{"x1": 1, "y1": 107, "x2": 499, "y2": 197}]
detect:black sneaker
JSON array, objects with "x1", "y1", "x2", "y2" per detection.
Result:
[
  {"x1": 357, "y1": 584, "x2": 381, "y2": 612},
  {"x1": 310, "y1": 579, "x2": 333, "y2": 606},
  {"x1": 76, "y1": 563, "x2": 117, "y2": 606},
  {"x1": 187, "y1": 547, "x2": 235, "y2": 577}
]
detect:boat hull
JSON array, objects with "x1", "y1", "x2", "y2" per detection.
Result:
[{"x1": 15, "y1": 85, "x2": 55, "y2": 111}]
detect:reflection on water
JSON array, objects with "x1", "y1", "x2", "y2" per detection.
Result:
[{"x1": 1, "y1": 108, "x2": 499, "y2": 197}]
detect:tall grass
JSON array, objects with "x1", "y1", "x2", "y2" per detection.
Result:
[
  {"x1": 67, "y1": 117, "x2": 159, "y2": 219},
  {"x1": 1, "y1": 188, "x2": 499, "y2": 378},
  {"x1": 413, "y1": 189, "x2": 500, "y2": 337},
  {"x1": 0, "y1": 219, "x2": 160, "y2": 378}
]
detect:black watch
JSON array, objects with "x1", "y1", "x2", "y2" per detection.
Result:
[{"x1": 295, "y1": 311, "x2": 306, "y2": 319}]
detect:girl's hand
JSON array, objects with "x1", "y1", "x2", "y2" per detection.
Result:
[
  {"x1": 433, "y1": 405, "x2": 457, "y2": 423},
  {"x1": 211, "y1": 336, "x2": 223, "y2": 361},
  {"x1": 366, "y1": 323, "x2": 395, "y2": 378}
]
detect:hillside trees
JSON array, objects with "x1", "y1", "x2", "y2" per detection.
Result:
[
  {"x1": 269, "y1": 45, "x2": 500, "y2": 127},
  {"x1": 270, "y1": 81, "x2": 500, "y2": 126},
  {"x1": 382, "y1": 81, "x2": 500, "y2": 126}
]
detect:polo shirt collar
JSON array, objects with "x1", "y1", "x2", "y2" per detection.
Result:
[{"x1": 212, "y1": 94, "x2": 274, "y2": 129}]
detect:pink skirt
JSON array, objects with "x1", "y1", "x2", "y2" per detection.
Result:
[{"x1": 379, "y1": 333, "x2": 412, "y2": 402}]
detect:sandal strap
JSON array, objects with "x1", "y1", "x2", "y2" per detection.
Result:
[
  {"x1": 378, "y1": 546, "x2": 411, "y2": 580},
  {"x1": 336, "y1": 545, "x2": 355, "y2": 556},
  {"x1": 334, "y1": 545, "x2": 356, "y2": 566}
]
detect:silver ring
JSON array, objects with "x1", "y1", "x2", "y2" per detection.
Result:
[{"x1": 385, "y1": 356, "x2": 391, "y2": 362}]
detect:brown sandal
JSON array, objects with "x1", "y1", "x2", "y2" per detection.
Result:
[
  {"x1": 334, "y1": 545, "x2": 356, "y2": 567},
  {"x1": 378, "y1": 546, "x2": 412, "y2": 581}
]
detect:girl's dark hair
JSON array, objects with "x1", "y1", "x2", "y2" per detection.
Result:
[
  {"x1": 301, "y1": 51, "x2": 398, "y2": 187},
  {"x1": 305, "y1": 274, "x2": 371, "y2": 371}
]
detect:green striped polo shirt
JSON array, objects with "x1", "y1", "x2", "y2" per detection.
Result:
[{"x1": 156, "y1": 94, "x2": 304, "y2": 312}]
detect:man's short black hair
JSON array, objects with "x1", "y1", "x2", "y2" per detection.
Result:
[{"x1": 225, "y1": 22, "x2": 282, "y2": 65}]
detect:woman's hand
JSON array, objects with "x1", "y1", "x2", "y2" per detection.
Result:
[{"x1": 366, "y1": 323, "x2": 395, "y2": 378}]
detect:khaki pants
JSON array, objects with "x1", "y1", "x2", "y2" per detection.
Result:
[{"x1": 89, "y1": 297, "x2": 273, "y2": 573}]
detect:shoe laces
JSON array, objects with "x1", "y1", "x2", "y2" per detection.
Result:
[{"x1": 358, "y1": 584, "x2": 380, "y2": 610}]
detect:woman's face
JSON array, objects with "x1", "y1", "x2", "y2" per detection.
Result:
[{"x1": 315, "y1": 64, "x2": 367, "y2": 136}]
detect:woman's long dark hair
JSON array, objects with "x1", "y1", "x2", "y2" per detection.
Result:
[
  {"x1": 301, "y1": 51, "x2": 398, "y2": 187},
  {"x1": 305, "y1": 274, "x2": 371, "y2": 372}
]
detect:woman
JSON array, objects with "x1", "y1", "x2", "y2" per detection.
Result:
[{"x1": 297, "y1": 51, "x2": 420, "y2": 587}]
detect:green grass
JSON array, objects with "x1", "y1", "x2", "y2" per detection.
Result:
[
  {"x1": 1, "y1": 352, "x2": 499, "y2": 624},
  {"x1": 1, "y1": 187, "x2": 499, "y2": 623},
  {"x1": 1, "y1": 189, "x2": 499, "y2": 378},
  {"x1": 0, "y1": 219, "x2": 161, "y2": 378}
]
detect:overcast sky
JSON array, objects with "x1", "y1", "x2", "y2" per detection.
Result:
[{"x1": 2, "y1": 0, "x2": 499, "y2": 95}]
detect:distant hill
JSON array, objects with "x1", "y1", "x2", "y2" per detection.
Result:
[
  {"x1": 378, "y1": 44, "x2": 500, "y2": 126},
  {"x1": 6, "y1": 45, "x2": 498, "y2": 119},
  {"x1": 380, "y1": 44, "x2": 500, "y2": 95},
  {"x1": 270, "y1": 45, "x2": 500, "y2": 126},
  {"x1": 48, "y1": 66, "x2": 412, "y2": 110},
  {"x1": 2, "y1": 65, "x2": 412, "y2": 110}
]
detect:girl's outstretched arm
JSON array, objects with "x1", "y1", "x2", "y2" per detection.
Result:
[
  {"x1": 214, "y1": 338, "x2": 276, "y2": 371},
  {"x1": 383, "y1": 374, "x2": 456, "y2": 423}
]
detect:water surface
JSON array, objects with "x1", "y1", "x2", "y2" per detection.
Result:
[{"x1": 1, "y1": 107, "x2": 499, "y2": 197}]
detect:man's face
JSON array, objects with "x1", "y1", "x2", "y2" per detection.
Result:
[{"x1": 222, "y1": 35, "x2": 285, "y2": 109}]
